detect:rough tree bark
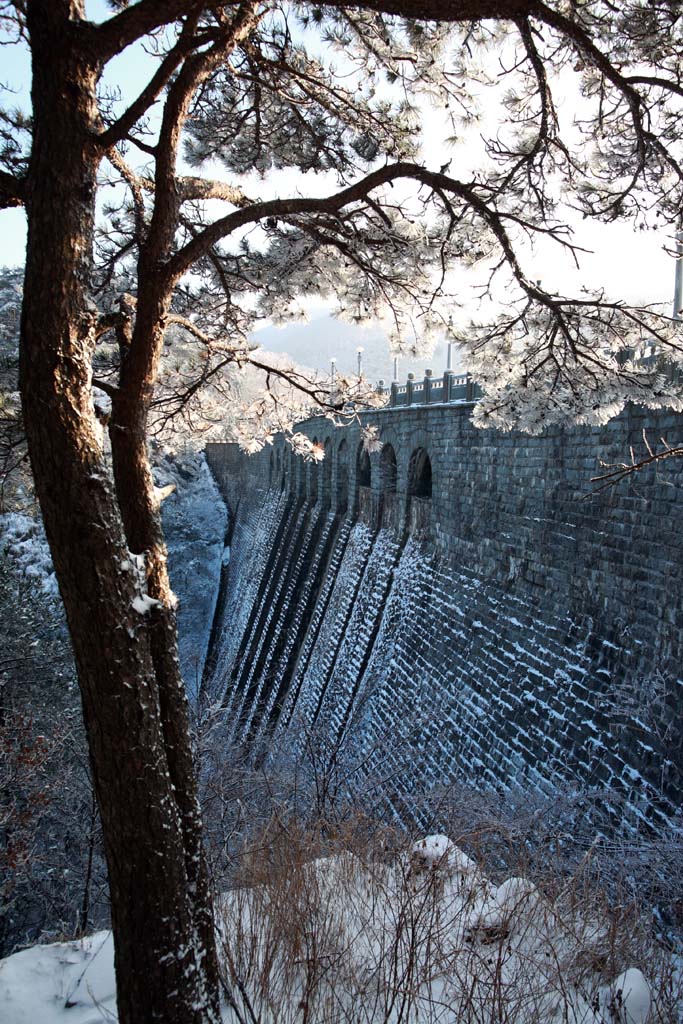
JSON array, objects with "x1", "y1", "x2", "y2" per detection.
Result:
[{"x1": 19, "y1": 3, "x2": 220, "y2": 1021}]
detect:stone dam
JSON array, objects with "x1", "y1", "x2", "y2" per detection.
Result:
[{"x1": 205, "y1": 401, "x2": 683, "y2": 829}]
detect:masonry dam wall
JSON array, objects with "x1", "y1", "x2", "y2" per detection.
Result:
[{"x1": 205, "y1": 403, "x2": 683, "y2": 829}]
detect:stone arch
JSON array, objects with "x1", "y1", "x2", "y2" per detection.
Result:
[
  {"x1": 321, "y1": 437, "x2": 333, "y2": 508},
  {"x1": 406, "y1": 446, "x2": 432, "y2": 535},
  {"x1": 407, "y1": 447, "x2": 432, "y2": 499},
  {"x1": 309, "y1": 436, "x2": 319, "y2": 502},
  {"x1": 379, "y1": 442, "x2": 399, "y2": 529},
  {"x1": 370, "y1": 423, "x2": 403, "y2": 485},
  {"x1": 357, "y1": 445, "x2": 371, "y2": 487},
  {"x1": 289, "y1": 446, "x2": 300, "y2": 495},
  {"x1": 356, "y1": 442, "x2": 373, "y2": 523},
  {"x1": 277, "y1": 447, "x2": 285, "y2": 490},
  {"x1": 380, "y1": 443, "x2": 397, "y2": 494},
  {"x1": 336, "y1": 438, "x2": 349, "y2": 514}
]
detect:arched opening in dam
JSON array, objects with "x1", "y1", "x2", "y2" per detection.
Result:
[
  {"x1": 358, "y1": 447, "x2": 371, "y2": 487},
  {"x1": 380, "y1": 443, "x2": 397, "y2": 494},
  {"x1": 380, "y1": 443, "x2": 398, "y2": 528},
  {"x1": 408, "y1": 447, "x2": 432, "y2": 499},
  {"x1": 321, "y1": 438, "x2": 332, "y2": 508},
  {"x1": 407, "y1": 446, "x2": 432, "y2": 534},
  {"x1": 274, "y1": 447, "x2": 282, "y2": 490},
  {"x1": 308, "y1": 436, "x2": 319, "y2": 503},
  {"x1": 357, "y1": 445, "x2": 372, "y2": 521},
  {"x1": 289, "y1": 447, "x2": 298, "y2": 495},
  {"x1": 336, "y1": 439, "x2": 349, "y2": 514}
]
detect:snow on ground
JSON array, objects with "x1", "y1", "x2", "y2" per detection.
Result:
[
  {"x1": 0, "y1": 932, "x2": 115, "y2": 1024},
  {"x1": 0, "y1": 512, "x2": 58, "y2": 598},
  {"x1": 0, "y1": 835, "x2": 664, "y2": 1024}
]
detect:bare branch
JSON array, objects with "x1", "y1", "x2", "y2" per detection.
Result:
[
  {"x1": 248, "y1": 355, "x2": 359, "y2": 416},
  {"x1": 591, "y1": 432, "x2": 683, "y2": 492},
  {"x1": 91, "y1": 376, "x2": 120, "y2": 399},
  {"x1": 106, "y1": 148, "x2": 149, "y2": 241}
]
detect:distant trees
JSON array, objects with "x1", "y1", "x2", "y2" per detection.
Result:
[{"x1": 1, "y1": 2, "x2": 682, "y2": 1021}]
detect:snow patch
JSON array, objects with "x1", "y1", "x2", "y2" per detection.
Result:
[
  {"x1": 0, "y1": 931, "x2": 115, "y2": 1024},
  {"x1": 132, "y1": 594, "x2": 162, "y2": 615},
  {"x1": 600, "y1": 968, "x2": 651, "y2": 1024},
  {"x1": 0, "y1": 512, "x2": 58, "y2": 598}
]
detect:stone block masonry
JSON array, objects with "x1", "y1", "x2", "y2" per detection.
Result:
[{"x1": 205, "y1": 401, "x2": 683, "y2": 828}]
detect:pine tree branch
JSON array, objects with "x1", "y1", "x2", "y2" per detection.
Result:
[
  {"x1": 142, "y1": 3, "x2": 259, "y2": 266},
  {"x1": 106, "y1": 148, "x2": 149, "y2": 241},
  {"x1": 98, "y1": 16, "x2": 207, "y2": 148},
  {"x1": 91, "y1": 377, "x2": 120, "y2": 399},
  {"x1": 164, "y1": 160, "x2": 529, "y2": 283},
  {"x1": 89, "y1": 0, "x2": 208, "y2": 63},
  {"x1": 106, "y1": 152, "x2": 252, "y2": 209},
  {"x1": 247, "y1": 356, "x2": 347, "y2": 413},
  {"x1": 329, "y1": 1, "x2": 541, "y2": 20},
  {"x1": 626, "y1": 75, "x2": 683, "y2": 100},
  {"x1": 177, "y1": 176, "x2": 252, "y2": 206},
  {"x1": 0, "y1": 170, "x2": 26, "y2": 209}
]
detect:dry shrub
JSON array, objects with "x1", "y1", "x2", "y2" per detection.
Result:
[{"x1": 213, "y1": 815, "x2": 683, "y2": 1024}]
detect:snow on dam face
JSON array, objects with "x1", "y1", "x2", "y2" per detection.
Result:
[{"x1": 205, "y1": 403, "x2": 683, "y2": 828}]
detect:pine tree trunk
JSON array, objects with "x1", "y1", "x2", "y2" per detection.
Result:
[{"x1": 20, "y1": 5, "x2": 221, "y2": 1021}]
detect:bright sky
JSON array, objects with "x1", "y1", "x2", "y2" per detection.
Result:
[{"x1": 0, "y1": 4, "x2": 677, "y2": 379}]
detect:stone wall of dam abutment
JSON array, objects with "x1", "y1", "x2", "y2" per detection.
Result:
[{"x1": 205, "y1": 402, "x2": 683, "y2": 828}]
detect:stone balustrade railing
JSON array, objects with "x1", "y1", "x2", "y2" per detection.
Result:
[{"x1": 375, "y1": 370, "x2": 480, "y2": 407}]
